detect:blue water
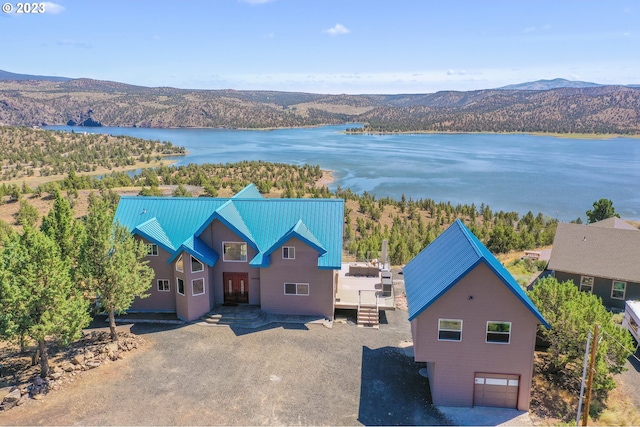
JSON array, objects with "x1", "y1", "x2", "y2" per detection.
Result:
[{"x1": 45, "y1": 125, "x2": 640, "y2": 221}]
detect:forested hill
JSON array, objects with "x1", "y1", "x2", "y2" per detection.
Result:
[{"x1": 0, "y1": 78, "x2": 639, "y2": 134}]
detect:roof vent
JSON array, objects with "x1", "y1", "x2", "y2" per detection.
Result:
[{"x1": 142, "y1": 209, "x2": 147, "y2": 215}]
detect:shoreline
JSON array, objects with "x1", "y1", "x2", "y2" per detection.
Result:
[
  {"x1": 343, "y1": 129, "x2": 640, "y2": 140},
  {"x1": 315, "y1": 169, "x2": 336, "y2": 188},
  {"x1": 1, "y1": 156, "x2": 182, "y2": 188}
]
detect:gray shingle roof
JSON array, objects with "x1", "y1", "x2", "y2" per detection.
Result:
[
  {"x1": 588, "y1": 217, "x2": 638, "y2": 230},
  {"x1": 548, "y1": 221, "x2": 640, "y2": 283}
]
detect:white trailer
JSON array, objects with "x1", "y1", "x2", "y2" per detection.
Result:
[{"x1": 622, "y1": 300, "x2": 640, "y2": 351}]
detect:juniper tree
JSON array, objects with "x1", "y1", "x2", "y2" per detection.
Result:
[
  {"x1": 79, "y1": 194, "x2": 154, "y2": 341},
  {"x1": 0, "y1": 227, "x2": 90, "y2": 377},
  {"x1": 528, "y1": 277, "x2": 633, "y2": 408}
]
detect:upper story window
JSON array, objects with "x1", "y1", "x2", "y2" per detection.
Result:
[
  {"x1": 223, "y1": 242, "x2": 247, "y2": 262},
  {"x1": 191, "y1": 256, "x2": 204, "y2": 273},
  {"x1": 612, "y1": 281, "x2": 626, "y2": 300},
  {"x1": 580, "y1": 276, "x2": 594, "y2": 293},
  {"x1": 486, "y1": 321, "x2": 511, "y2": 344},
  {"x1": 282, "y1": 246, "x2": 295, "y2": 259},
  {"x1": 438, "y1": 319, "x2": 462, "y2": 341},
  {"x1": 146, "y1": 243, "x2": 158, "y2": 256},
  {"x1": 176, "y1": 254, "x2": 184, "y2": 272}
]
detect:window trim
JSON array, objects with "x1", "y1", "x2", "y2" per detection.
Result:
[
  {"x1": 146, "y1": 243, "x2": 158, "y2": 256},
  {"x1": 611, "y1": 280, "x2": 626, "y2": 300},
  {"x1": 284, "y1": 282, "x2": 309, "y2": 296},
  {"x1": 486, "y1": 321, "x2": 512, "y2": 344},
  {"x1": 438, "y1": 318, "x2": 462, "y2": 342},
  {"x1": 192, "y1": 278, "x2": 205, "y2": 296},
  {"x1": 190, "y1": 256, "x2": 204, "y2": 273},
  {"x1": 282, "y1": 246, "x2": 295, "y2": 260},
  {"x1": 580, "y1": 275, "x2": 594, "y2": 293},
  {"x1": 176, "y1": 277, "x2": 185, "y2": 296},
  {"x1": 222, "y1": 241, "x2": 248, "y2": 262},
  {"x1": 176, "y1": 254, "x2": 184, "y2": 272},
  {"x1": 157, "y1": 279, "x2": 170, "y2": 292}
]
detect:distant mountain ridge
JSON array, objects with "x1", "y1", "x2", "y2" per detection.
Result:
[
  {"x1": 0, "y1": 69, "x2": 72, "y2": 82},
  {"x1": 498, "y1": 78, "x2": 607, "y2": 90},
  {"x1": 0, "y1": 70, "x2": 639, "y2": 134}
]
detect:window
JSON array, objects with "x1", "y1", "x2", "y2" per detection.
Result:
[
  {"x1": 176, "y1": 254, "x2": 184, "y2": 272},
  {"x1": 612, "y1": 281, "x2": 626, "y2": 300},
  {"x1": 284, "y1": 282, "x2": 309, "y2": 296},
  {"x1": 282, "y1": 246, "x2": 295, "y2": 259},
  {"x1": 177, "y1": 278, "x2": 185, "y2": 295},
  {"x1": 223, "y1": 242, "x2": 247, "y2": 262},
  {"x1": 438, "y1": 319, "x2": 462, "y2": 341},
  {"x1": 486, "y1": 321, "x2": 511, "y2": 344},
  {"x1": 157, "y1": 279, "x2": 170, "y2": 292},
  {"x1": 192, "y1": 278, "x2": 205, "y2": 296},
  {"x1": 580, "y1": 276, "x2": 594, "y2": 293},
  {"x1": 191, "y1": 256, "x2": 204, "y2": 273},
  {"x1": 146, "y1": 243, "x2": 158, "y2": 256}
]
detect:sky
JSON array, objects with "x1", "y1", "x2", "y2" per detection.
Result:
[{"x1": 1, "y1": 0, "x2": 639, "y2": 94}]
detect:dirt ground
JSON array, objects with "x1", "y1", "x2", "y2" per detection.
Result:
[{"x1": 0, "y1": 310, "x2": 447, "y2": 426}]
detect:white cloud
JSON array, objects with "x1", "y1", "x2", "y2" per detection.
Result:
[
  {"x1": 42, "y1": 2, "x2": 65, "y2": 14},
  {"x1": 447, "y1": 69, "x2": 467, "y2": 76},
  {"x1": 325, "y1": 24, "x2": 350, "y2": 36}
]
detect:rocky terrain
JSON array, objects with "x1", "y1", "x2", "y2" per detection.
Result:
[
  {"x1": 1, "y1": 77, "x2": 639, "y2": 134},
  {"x1": 0, "y1": 330, "x2": 144, "y2": 412}
]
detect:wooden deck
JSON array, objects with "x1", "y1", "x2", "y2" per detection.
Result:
[{"x1": 335, "y1": 263, "x2": 395, "y2": 310}]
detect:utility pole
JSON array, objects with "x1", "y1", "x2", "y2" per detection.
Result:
[
  {"x1": 575, "y1": 330, "x2": 592, "y2": 425},
  {"x1": 581, "y1": 323, "x2": 599, "y2": 426}
]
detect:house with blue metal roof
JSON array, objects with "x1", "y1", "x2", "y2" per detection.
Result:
[
  {"x1": 114, "y1": 184, "x2": 344, "y2": 321},
  {"x1": 403, "y1": 219, "x2": 548, "y2": 411}
]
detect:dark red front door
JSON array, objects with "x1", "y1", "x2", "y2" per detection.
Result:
[{"x1": 223, "y1": 272, "x2": 249, "y2": 304}]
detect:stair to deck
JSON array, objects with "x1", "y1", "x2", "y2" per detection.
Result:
[{"x1": 357, "y1": 305, "x2": 379, "y2": 329}]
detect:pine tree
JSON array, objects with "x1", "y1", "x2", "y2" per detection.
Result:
[
  {"x1": 0, "y1": 227, "x2": 90, "y2": 377},
  {"x1": 79, "y1": 195, "x2": 154, "y2": 341}
]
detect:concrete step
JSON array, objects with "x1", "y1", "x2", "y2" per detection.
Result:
[{"x1": 201, "y1": 306, "x2": 266, "y2": 326}]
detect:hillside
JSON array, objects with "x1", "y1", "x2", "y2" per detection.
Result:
[{"x1": 0, "y1": 76, "x2": 639, "y2": 134}]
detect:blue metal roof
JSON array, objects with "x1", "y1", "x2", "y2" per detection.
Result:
[
  {"x1": 168, "y1": 236, "x2": 220, "y2": 267},
  {"x1": 403, "y1": 219, "x2": 549, "y2": 327},
  {"x1": 114, "y1": 186, "x2": 344, "y2": 270},
  {"x1": 232, "y1": 183, "x2": 263, "y2": 199}
]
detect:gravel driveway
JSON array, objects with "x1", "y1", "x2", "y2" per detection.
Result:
[{"x1": 0, "y1": 309, "x2": 448, "y2": 426}]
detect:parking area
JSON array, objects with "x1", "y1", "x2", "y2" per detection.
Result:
[{"x1": 1, "y1": 309, "x2": 448, "y2": 426}]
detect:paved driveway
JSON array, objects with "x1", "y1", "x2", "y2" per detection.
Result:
[{"x1": 1, "y1": 310, "x2": 448, "y2": 426}]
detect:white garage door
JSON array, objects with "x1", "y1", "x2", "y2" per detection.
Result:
[{"x1": 473, "y1": 373, "x2": 519, "y2": 408}]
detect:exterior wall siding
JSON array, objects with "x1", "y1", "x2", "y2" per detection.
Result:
[
  {"x1": 182, "y1": 254, "x2": 210, "y2": 321},
  {"x1": 554, "y1": 271, "x2": 640, "y2": 311},
  {"x1": 200, "y1": 220, "x2": 261, "y2": 306},
  {"x1": 259, "y1": 237, "x2": 335, "y2": 319},
  {"x1": 130, "y1": 237, "x2": 176, "y2": 313},
  {"x1": 412, "y1": 262, "x2": 540, "y2": 411}
]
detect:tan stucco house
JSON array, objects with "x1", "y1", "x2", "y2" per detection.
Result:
[
  {"x1": 114, "y1": 184, "x2": 344, "y2": 321},
  {"x1": 403, "y1": 220, "x2": 549, "y2": 410}
]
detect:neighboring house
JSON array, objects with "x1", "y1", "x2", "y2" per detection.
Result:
[
  {"x1": 114, "y1": 184, "x2": 344, "y2": 321},
  {"x1": 403, "y1": 220, "x2": 549, "y2": 411},
  {"x1": 547, "y1": 218, "x2": 640, "y2": 310}
]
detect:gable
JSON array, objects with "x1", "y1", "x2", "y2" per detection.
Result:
[{"x1": 403, "y1": 220, "x2": 548, "y2": 327}]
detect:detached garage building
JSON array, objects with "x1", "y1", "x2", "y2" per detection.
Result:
[{"x1": 403, "y1": 220, "x2": 549, "y2": 410}]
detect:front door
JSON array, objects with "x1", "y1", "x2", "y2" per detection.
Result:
[{"x1": 223, "y1": 272, "x2": 249, "y2": 304}]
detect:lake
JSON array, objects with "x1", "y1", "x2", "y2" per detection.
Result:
[{"x1": 45, "y1": 125, "x2": 640, "y2": 221}]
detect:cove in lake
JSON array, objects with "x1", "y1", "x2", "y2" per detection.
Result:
[{"x1": 45, "y1": 125, "x2": 640, "y2": 221}]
